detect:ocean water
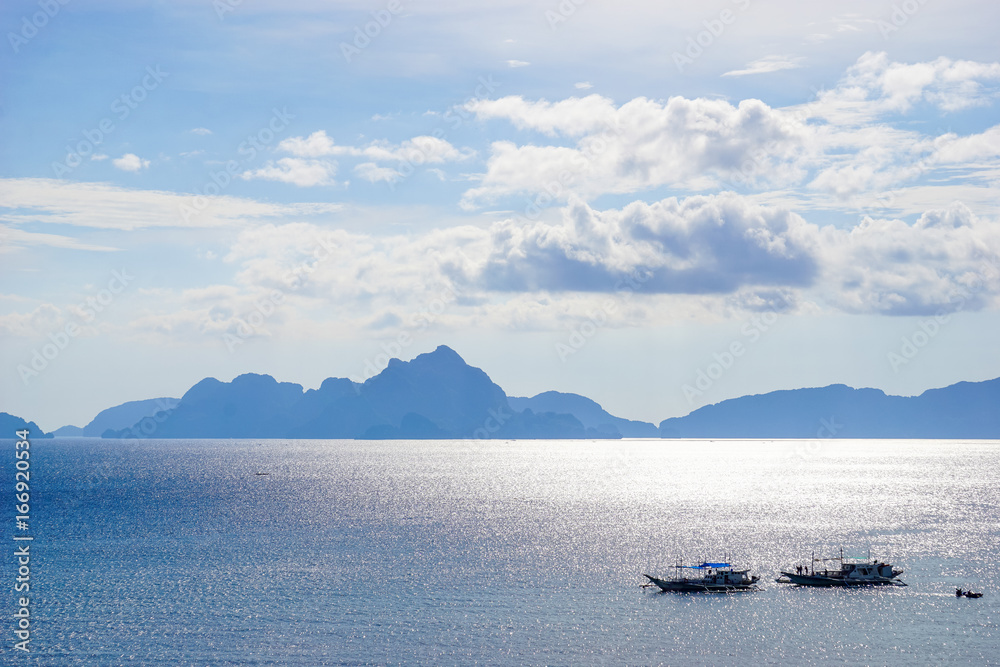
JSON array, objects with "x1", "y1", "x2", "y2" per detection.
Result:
[{"x1": 2, "y1": 438, "x2": 998, "y2": 665}]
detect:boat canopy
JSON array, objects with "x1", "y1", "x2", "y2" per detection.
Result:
[{"x1": 677, "y1": 562, "x2": 731, "y2": 569}]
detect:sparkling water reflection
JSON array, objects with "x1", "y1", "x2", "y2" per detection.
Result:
[{"x1": 5, "y1": 439, "x2": 998, "y2": 665}]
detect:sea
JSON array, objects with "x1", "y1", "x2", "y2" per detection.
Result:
[{"x1": 2, "y1": 438, "x2": 998, "y2": 666}]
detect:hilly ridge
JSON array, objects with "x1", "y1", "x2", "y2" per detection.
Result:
[
  {"x1": 658, "y1": 378, "x2": 1000, "y2": 439},
  {"x1": 8, "y1": 346, "x2": 1000, "y2": 440},
  {"x1": 105, "y1": 346, "x2": 596, "y2": 440}
]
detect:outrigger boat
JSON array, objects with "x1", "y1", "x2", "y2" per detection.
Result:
[
  {"x1": 643, "y1": 562, "x2": 761, "y2": 593},
  {"x1": 777, "y1": 549, "x2": 905, "y2": 587}
]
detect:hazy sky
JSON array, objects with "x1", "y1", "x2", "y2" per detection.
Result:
[{"x1": 3, "y1": 0, "x2": 1000, "y2": 430}]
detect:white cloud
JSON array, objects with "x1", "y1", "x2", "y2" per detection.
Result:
[
  {"x1": 722, "y1": 55, "x2": 805, "y2": 77},
  {"x1": 0, "y1": 178, "x2": 342, "y2": 230},
  {"x1": 32, "y1": 193, "x2": 993, "y2": 347},
  {"x1": 805, "y1": 52, "x2": 1000, "y2": 123},
  {"x1": 506, "y1": 59, "x2": 530, "y2": 68},
  {"x1": 459, "y1": 53, "x2": 1000, "y2": 214},
  {"x1": 190, "y1": 127, "x2": 213, "y2": 135},
  {"x1": 465, "y1": 94, "x2": 617, "y2": 136},
  {"x1": 473, "y1": 194, "x2": 819, "y2": 294},
  {"x1": 112, "y1": 153, "x2": 150, "y2": 172},
  {"x1": 0, "y1": 303, "x2": 65, "y2": 337},
  {"x1": 0, "y1": 224, "x2": 119, "y2": 253},
  {"x1": 819, "y1": 202, "x2": 1000, "y2": 314},
  {"x1": 461, "y1": 94, "x2": 804, "y2": 207},
  {"x1": 278, "y1": 131, "x2": 474, "y2": 165},
  {"x1": 91, "y1": 154, "x2": 109, "y2": 162},
  {"x1": 354, "y1": 163, "x2": 402, "y2": 184},
  {"x1": 240, "y1": 157, "x2": 338, "y2": 187},
  {"x1": 213, "y1": 195, "x2": 1000, "y2": 324},
  {"x1": 277, "y1": 130, "x2": 339, "y2": 157},
  {"x1": 574, "y1": 82, "x2": 593, "y2": 90}
]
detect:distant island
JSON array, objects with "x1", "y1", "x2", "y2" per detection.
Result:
[{"x1": 6, "y1": 345, "x2": 1000, "y2": 440}]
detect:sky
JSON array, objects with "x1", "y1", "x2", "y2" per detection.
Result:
[{"x1": 2, "y1": 0, "x2": 999, "y2": 431}]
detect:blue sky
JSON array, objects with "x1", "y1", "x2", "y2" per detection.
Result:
[{"x1": 2, "y1": 0, "x2": 1000, "y2": 431}]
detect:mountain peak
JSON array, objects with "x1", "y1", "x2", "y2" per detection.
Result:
[{"x1": 428, "y1": 344, "x2": 463, "y2": 360}]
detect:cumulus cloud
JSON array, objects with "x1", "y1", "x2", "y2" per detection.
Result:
[
  {"x1": 354, "y1": 163, "x2": 402, "y2": 184},
  {"x1": 459, "y1": 53, "x2": 1000, "y2": 212},
  {"x1": 806, "y1": 51, "x2": 1000, "y2": 122},
  {"x1": 112, "y1": 153, "x2": 150, "y2": 172},
  {"x1": 241, "y1": 157, "x2": 338, "y2": 187},
  {"x1": 0, "y1": 303, "x2": 65, "y2": 337},
  {"x1": 465, "y1": 94, "x2": 618, "y2": 136},
  {"x1": 214, "y1": 195, "x2": 1000, "y2": 322},
  {"x1": 278, "y1": 130, "x2": 473, "y2": 164},
  {"x1": 461, "y1": 95, "x2": 804, "y2": 207},
  {"x1": 84, "y1": 194, "x2": 997, "y2": 347},
  {"x1": 277, "y1": 130, "x2": 339, "y2": 157},
  {"x1": 819, "y1": 202, "x2": 1000, "y2": 314},
  {"x1": 475, "y1": 194, "x2": 819, "y2": 294}
]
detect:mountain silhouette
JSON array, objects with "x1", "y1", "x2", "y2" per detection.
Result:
[
  {"x1": 76, "y1": 397, "x2": 179, "y2": 437},
  {"x1": 104, "y1": 346, "x2": 589, "y2": 439},
  {"x1": 20, "y1": 347, "x2": 1000, "y2": 440},
  {"x1": 508, "y1": 391, "x2": 658, "y2": 437},
  {"x1": 659, "y1": 378, "x2": 1000, "y2": 438},
  {"x1": 0, "y1": 412, "x2": 53, "y2": 439}
]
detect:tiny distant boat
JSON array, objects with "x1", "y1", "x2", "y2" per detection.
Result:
[
  {"x1": 642, "y1": 561, "x2": 760, "y2": 593},
  {"x1": 957, "y1": 588, "x2": 983, "y2": 598},
  {"x1": 778, "y1": 549, "x2": 905, "y2": 587}
]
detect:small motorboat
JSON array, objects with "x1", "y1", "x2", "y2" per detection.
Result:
[{"x1": 957, "y1": 588, "x2": 984, "y2": 598}]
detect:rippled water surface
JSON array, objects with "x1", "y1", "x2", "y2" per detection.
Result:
[{"x1": 3, "y1": 439, "x2": 998, "y2": 665}]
